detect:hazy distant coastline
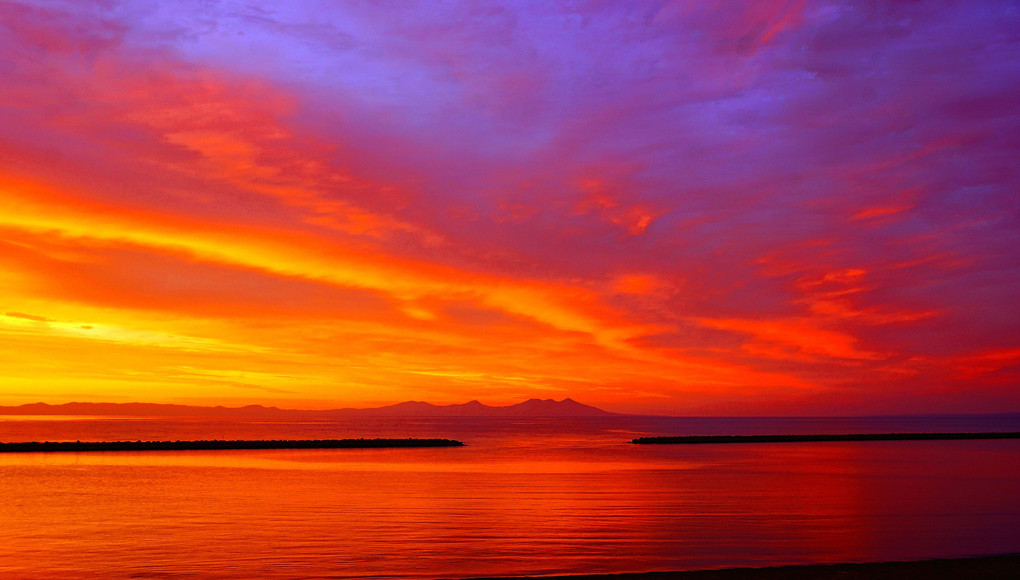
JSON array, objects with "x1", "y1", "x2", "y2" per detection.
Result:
[
  {"x1": 6, "y1": 400, "x2": 1019, "y2": 421},
  {"x1": 0, "y1": 398, "x2": 617, "y2": 418}
]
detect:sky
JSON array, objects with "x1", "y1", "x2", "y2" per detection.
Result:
[{"x1": 0, "y1": 1, "x2": 1017, "y2": 415}]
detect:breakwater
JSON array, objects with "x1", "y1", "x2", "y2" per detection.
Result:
[
  {"x1": 632, "y1": 432, "x2": 1020, "y2": 444},
  {"x1": 0, "y1": 438, "x2": 465, "y2": 452}
]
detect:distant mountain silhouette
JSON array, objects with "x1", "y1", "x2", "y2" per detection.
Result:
[
  {"x1": 0, "y1": 398, "x2": 618, "y2": 418},
  {"x1": 351, "y1": 398, "x2": 615, "y2": 417},
  {"x1": 2, "y1": 402, "x2": 291, "y2": 418}
]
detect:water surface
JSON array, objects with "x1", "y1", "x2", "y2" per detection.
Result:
[{"x1": 1, "y1": 415, "x2": 1017, "y2": 579}]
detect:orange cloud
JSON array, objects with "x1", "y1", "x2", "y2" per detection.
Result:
[
  {"x1": 794, "y1": 269, "x2": 938, "y2": 324},
  {"x1": 949, "y1": 348, "x2": 1020, "y2": 381},
  {"x1": 0, "y1": 173, "x2": 617, "y2": 338},
  {"x1": 850, "y1": 205, "x2": 914, "y2": 221},
  {"x1": 574, "y1": 178, "x2": 662, "y2": 236},
  {"x1": 612, "y1": 274, "x2": 667, "y2": 296},
  {"x1": 5, "y1": 311, "x2": 53, "y2": 322},
  {"x1": 105, "y1": 67, "x2": 437, "y2": 242},
  {"x1": 698, "y1": 316, "x2": 882, "y2": 361}
]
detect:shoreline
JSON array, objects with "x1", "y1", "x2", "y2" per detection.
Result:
[
  {"x1": 462, "y1": 554, "x2": 1020, "y2": 580},
  {"x1": 0, "y1": 438, "x2": 465, "y2": 452},
  {"x1": 632, "y1": 432, "x2": 1020, "y2": 444}
]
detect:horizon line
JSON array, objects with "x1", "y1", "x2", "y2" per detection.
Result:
[{"x1": 2, "y1": 398, "x2": 1019, "y2": 419}]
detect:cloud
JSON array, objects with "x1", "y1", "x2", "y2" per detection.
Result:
[
  {"x1": 5, "y1": 311, "x2": 53, "y2": 322},
  {"x1": 697, "y1": 316, "x2": 882, "y2": 361}
]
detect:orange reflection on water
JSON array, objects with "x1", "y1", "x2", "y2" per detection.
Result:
[
  {"x1": 1, "y1": 419, "x2": 1018, "y2": 579},
  {"x1": 0, "y1": 448, "x2": 678, "y2": 474}
]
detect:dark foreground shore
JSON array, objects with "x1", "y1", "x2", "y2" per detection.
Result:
[
  {"x1": 632, "y1": 432, "x2": 1020, "y2": 444},
  {"x1": 466, "y1": 554, "x2": 1020, "y2": 580},
  {"x1": 0, "y1": 438, "x2": 465, "y2": 452}
]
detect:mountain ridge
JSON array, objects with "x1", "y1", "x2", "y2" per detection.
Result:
[{"x1": 0, "y1": 398, "x2": 619, "y2": 418}]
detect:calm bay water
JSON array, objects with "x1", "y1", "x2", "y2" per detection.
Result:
[{"x1": 1, "y1": 415, "x2": 1018, "y2": 579}]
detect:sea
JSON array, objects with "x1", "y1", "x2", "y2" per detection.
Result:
[{"x1": 1, "y1": 414, "x2": 1018, "y2": 579}]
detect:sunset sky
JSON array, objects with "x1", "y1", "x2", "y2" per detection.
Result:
[{"x1": 0, "y1": 1, "x2": 1017, "y2": 415}]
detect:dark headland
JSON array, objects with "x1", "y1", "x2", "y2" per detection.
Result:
[
  {"x1": 0, "y1": 438, "x2": 464, "y2": 453},
  {"x1": 632, "y1": 432, "x2": 1020, "y2": 444},
  {"x1": 462, "y1": 553, "x2": 1020, "y2": 580}
]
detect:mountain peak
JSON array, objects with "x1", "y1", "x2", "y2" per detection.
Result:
[{"x1": 503, "y1": 398, "x2": 614, "y2": 416}]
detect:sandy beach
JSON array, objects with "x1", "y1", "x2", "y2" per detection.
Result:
[{"x1": 467, "y1": 554, "x2": 1020, "y2": 580}]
